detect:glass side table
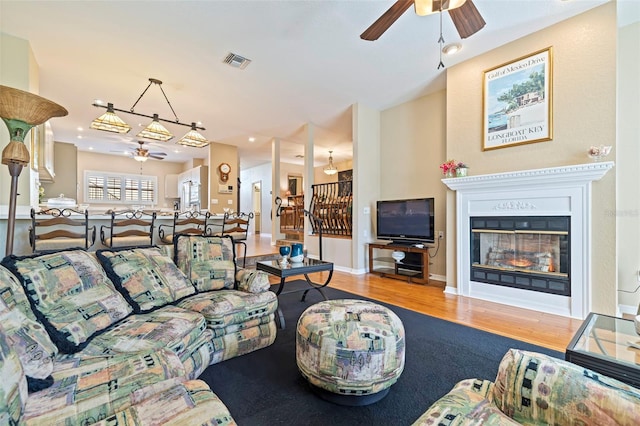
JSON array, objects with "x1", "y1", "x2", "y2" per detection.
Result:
[{"x1": 565, "y1": 312, "x2": 640, "y2": 388}]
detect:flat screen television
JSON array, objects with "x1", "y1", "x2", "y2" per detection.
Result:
[{"x1": 376, "y1": 198, "x2": 435, "y2": 245}]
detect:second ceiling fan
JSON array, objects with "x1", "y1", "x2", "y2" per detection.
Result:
[
  {"x1": 361, "y1": 0, "x2": 486, "y2": 41},
  {"x1": 129, "y1": 140, "x2": 167, "y2": 161}
]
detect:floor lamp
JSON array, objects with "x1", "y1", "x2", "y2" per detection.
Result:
[{"x1": 0, "y1": 85, "x2": 67, "y2": 255}]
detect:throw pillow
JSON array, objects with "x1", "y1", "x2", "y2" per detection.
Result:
[
  {"x1": 174, "y1": 235, "x2": 236, "y2": 292},
  {"x1": 2, "y1": 250, "x2": 133, "y2": 354},
  {"x1": 236, "y1": 269, "x2": 271, "y2": 293},
  {"x1": 0, "y1": 265, "x2": 58, "y2": 379},
  {"x1": 97, "y1": 247, "x2": 196, "y2": 313}
]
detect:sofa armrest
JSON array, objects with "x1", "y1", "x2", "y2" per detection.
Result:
[
  {"x1": 412, "y1": 379, "x2": 518, "y2": 426},
  {"x1": 236, "y1": 268, "x2": 271, "y2": 293},
  {"x1": 491, "y1": 349, "x2": 640, "y2": 425}
]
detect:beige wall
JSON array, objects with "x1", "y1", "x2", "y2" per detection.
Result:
[
  {"x1": 76, "y1": 151, "x2": 184, "y2": 210},
  {"x1": 0, "y1": 33, "x2": 40, "y2": 209},
  {"x1": 617, "y1": 19, "x2": 640, "y2": 310},
  {"x1": 445, "y1": 3, "x2": 617, "y2": 314},
  {"x1": 208, "y1": 142, "x2": 238, "y2": 212},
  {"x1": 41, "y1": 142, "x2": 77, "y2": 201},
  {"x1": 380, "y1": 90, "x2": 447, "y2": 278}
]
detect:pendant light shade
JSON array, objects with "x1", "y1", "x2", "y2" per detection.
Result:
[
  {"x1": 90, "y1": 103, "x2": 131, "y2": 133},
  {"x1": 137, "y1": 114, "x2": 173, "y2": 142},
  {"x1": 323, "y1": 150, "x2": 338, "y2": 175},
  {"x1": 177, "y1": 122, "x2": 210, "y2": 148}
]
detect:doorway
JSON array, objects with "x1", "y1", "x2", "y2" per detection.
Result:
[{"x1": 252, "y1": 181, "x2": 261, "y2": 233}]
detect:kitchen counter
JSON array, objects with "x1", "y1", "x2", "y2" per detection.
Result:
[{"x1": 0, "y1": 206, "x2": 227, "y2": 258}]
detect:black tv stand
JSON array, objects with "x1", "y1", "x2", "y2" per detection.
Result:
[{"x1": 368, "y1": 242, "x2": 430, "y2": 285}]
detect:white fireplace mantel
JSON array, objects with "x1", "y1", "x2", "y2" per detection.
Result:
[{"x1": 443, "y1": 161, "x2": 614, "y2": 319}]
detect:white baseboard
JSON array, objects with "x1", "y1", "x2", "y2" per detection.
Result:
[
  {"x1": 429, "y1": 273, "x2": 446, "y2": 283},
  {"x1": 618, "y1": 304, "x2": 637, "y2": 317},
  {"x1": 444, "y1": 286, "x2": 458, "y2": 295}
]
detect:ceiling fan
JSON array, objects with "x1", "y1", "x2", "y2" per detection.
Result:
[
  {"x1": 361, "y1": 0, "x2": 486, "y2": 41},
  {"x1": 127, "y1": 141, "x2": 167, "y2": 162}
]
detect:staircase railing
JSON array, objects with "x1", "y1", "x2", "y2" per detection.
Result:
[{"x1": 309, "y1": 181, "x2": 352, "y2": 237}]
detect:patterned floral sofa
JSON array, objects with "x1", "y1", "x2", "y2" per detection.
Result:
[
  {"x1": 0, "y1": 235, "x2": 277, "y2": 425},
  {"x1": 412, "y1": 348, "x2": 640, "y2": 425}
]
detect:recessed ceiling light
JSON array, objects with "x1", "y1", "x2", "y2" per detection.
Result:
[
  {"x1": 89, "y1": 147, "x2": 94, "y2": 150},
  {"x1": 77, "y1": 135, "x2": 83, "y2": 139},
  {"x1": 248, "y1": 137, "x2": 255, "y2": 142},
  {"x1": 442, "y1": 43, "x2": 462, "y2": 55},
  {"x1": 77, "y1": 127, "x2": 83, "y2": 131}
]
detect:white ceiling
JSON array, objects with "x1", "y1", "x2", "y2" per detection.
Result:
[{"x1": 2, "y1": 0, "x2": 629, "y2": 169}]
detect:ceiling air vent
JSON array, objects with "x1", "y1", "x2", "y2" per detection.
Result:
[{"x1": 223, "y1": 52, "x2": 251, "y2": 69}]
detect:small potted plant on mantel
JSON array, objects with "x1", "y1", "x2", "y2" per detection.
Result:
[{"x1": 440, "y1": 160, "x2": 469, "y2": 178}]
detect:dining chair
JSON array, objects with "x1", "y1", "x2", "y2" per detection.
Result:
[
  {"x1": 100, "y1": 209, "x2": 156, "y2": 248},
  {"x1": 221, "y1": 212, "x2": 253, "y2": 266},
  {"x1": 158, "y1": 210, "x2": 211, "y2": 244},
  {"x1": 29, "y1": 207, "x2": 96, "y2": 253}
]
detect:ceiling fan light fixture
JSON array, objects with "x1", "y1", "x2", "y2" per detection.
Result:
[
  {"x1": 137, "y1": 114, "x2": 173, "y2": 142},
  {"x1": 323, "y1": 150, "x2": 338, "y2": 176},
  {"x1": 442, "y1": 42, "x2": 462, "y2": 55},
  {"x1": 414, "y1": 0, "x2": 467, "y2": 16},
  {"x1": 90, "y1": 103, "x2": 131, "y2": 134},
  {"x1": 177, "y1": 122, "x2": 210, "y2": 148},
  {"x1": 133, "y1": 154, "x2": 148, "y2": 162}
]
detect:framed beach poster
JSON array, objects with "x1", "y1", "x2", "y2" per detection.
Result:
[{"x1": 482, "y1": 47, "x2": 553, "y2": 150}]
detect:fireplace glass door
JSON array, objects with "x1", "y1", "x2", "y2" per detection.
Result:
[{"x1": 470, "y1": 216, "x2": 570, "y2": 296}]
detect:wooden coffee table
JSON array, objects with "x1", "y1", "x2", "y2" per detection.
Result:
[{"x1": 256, "y1": 258, "x2": 334, "y2": 329}]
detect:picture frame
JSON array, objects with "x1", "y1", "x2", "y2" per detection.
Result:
[
  {"x1": 482, "y1": 47, "x2": 553, "y2": 151},
  {"x1": 30, "y1": 124, "x2": 40, "y2": 171}
]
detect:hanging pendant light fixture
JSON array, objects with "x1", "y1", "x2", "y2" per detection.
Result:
[
  {"x1": 137, "y1": 114, "x2": 173, "y2": 142},
  {"x1": 323, "y1": 150, "x2": 338, "y2": 175},
  {"x1": 90, "y1": 103, "x2": 132, "y2": 133},
  {"x1": 177, "y1": 122, "x2": 209, "y2": 148},
  {"x1": 91, "y1": 78, "x2": 210, "y2": 147}
]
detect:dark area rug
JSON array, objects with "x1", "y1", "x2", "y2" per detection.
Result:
[{"x1": 200, "y1": 281, "x2": 562, "y2": 425}]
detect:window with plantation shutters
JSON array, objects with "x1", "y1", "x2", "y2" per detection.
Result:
[{"x1": 84, "y1": 171, "x2": 157, "y2": 205}]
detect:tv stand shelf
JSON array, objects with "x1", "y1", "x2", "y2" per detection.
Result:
[{"x1": 368, "y1": 242, "x2": 429, "y2": 285}]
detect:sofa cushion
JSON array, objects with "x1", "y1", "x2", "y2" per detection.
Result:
[
  {"x1": 2, "y1": 250, "x2": 132, "y2": 354},
  {"x1": 175, "y1": 289, "x2": 278, "y2": 329},
  {"x1": 492, "y1": 349, "x2": 640, "y2": 425},
  {"x1": 92, "y1": 379, "x2": 236, "y2": 426},
  {"x1": 97, "y1": 247, "x2": 196, "y2": 313},
  {"x1": 23, "y1": 349, "x2": 187, "y2": 425},
  {"x1": 0, "y1": 325, "x2": 28, "y2": 425},
  {"x1": 174, "y1": 235, "x2": 236, "y2": 292},
  {"x1": 0, "y1": 265, "x2": 58, "y2": 379},
  {"x1": 80, "y1": 305, "x2": 207, "y2": 359}
]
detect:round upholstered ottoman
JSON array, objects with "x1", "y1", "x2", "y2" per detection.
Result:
[{"x1": 296, "y1": 299, "x2": 405, "y2": 406}]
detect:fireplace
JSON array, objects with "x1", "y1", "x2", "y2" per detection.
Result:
[
  {"x1": 470, "y1": 216, "x2": 570, "y2": 296},
  {"x1": 442, "y1": 162, "x2": 613, "y2": 319}
]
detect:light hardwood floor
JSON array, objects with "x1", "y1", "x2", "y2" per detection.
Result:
[{"x1": 246, "y1": 234, "x2": 583, "y2": 353}]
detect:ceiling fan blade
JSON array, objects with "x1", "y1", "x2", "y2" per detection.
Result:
[
  {"x1": 448, "y1": 0, "x2": 485, "y2": 39},
  {"x1": 149, "y1": 152, "x2": 167, "y2": 156},
  {"x1": 149, "y1": 155, "x2": 165, "y2": 160},
  {"x1": 360, "y1": 0, "x2": 413, "y2": 41}
]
